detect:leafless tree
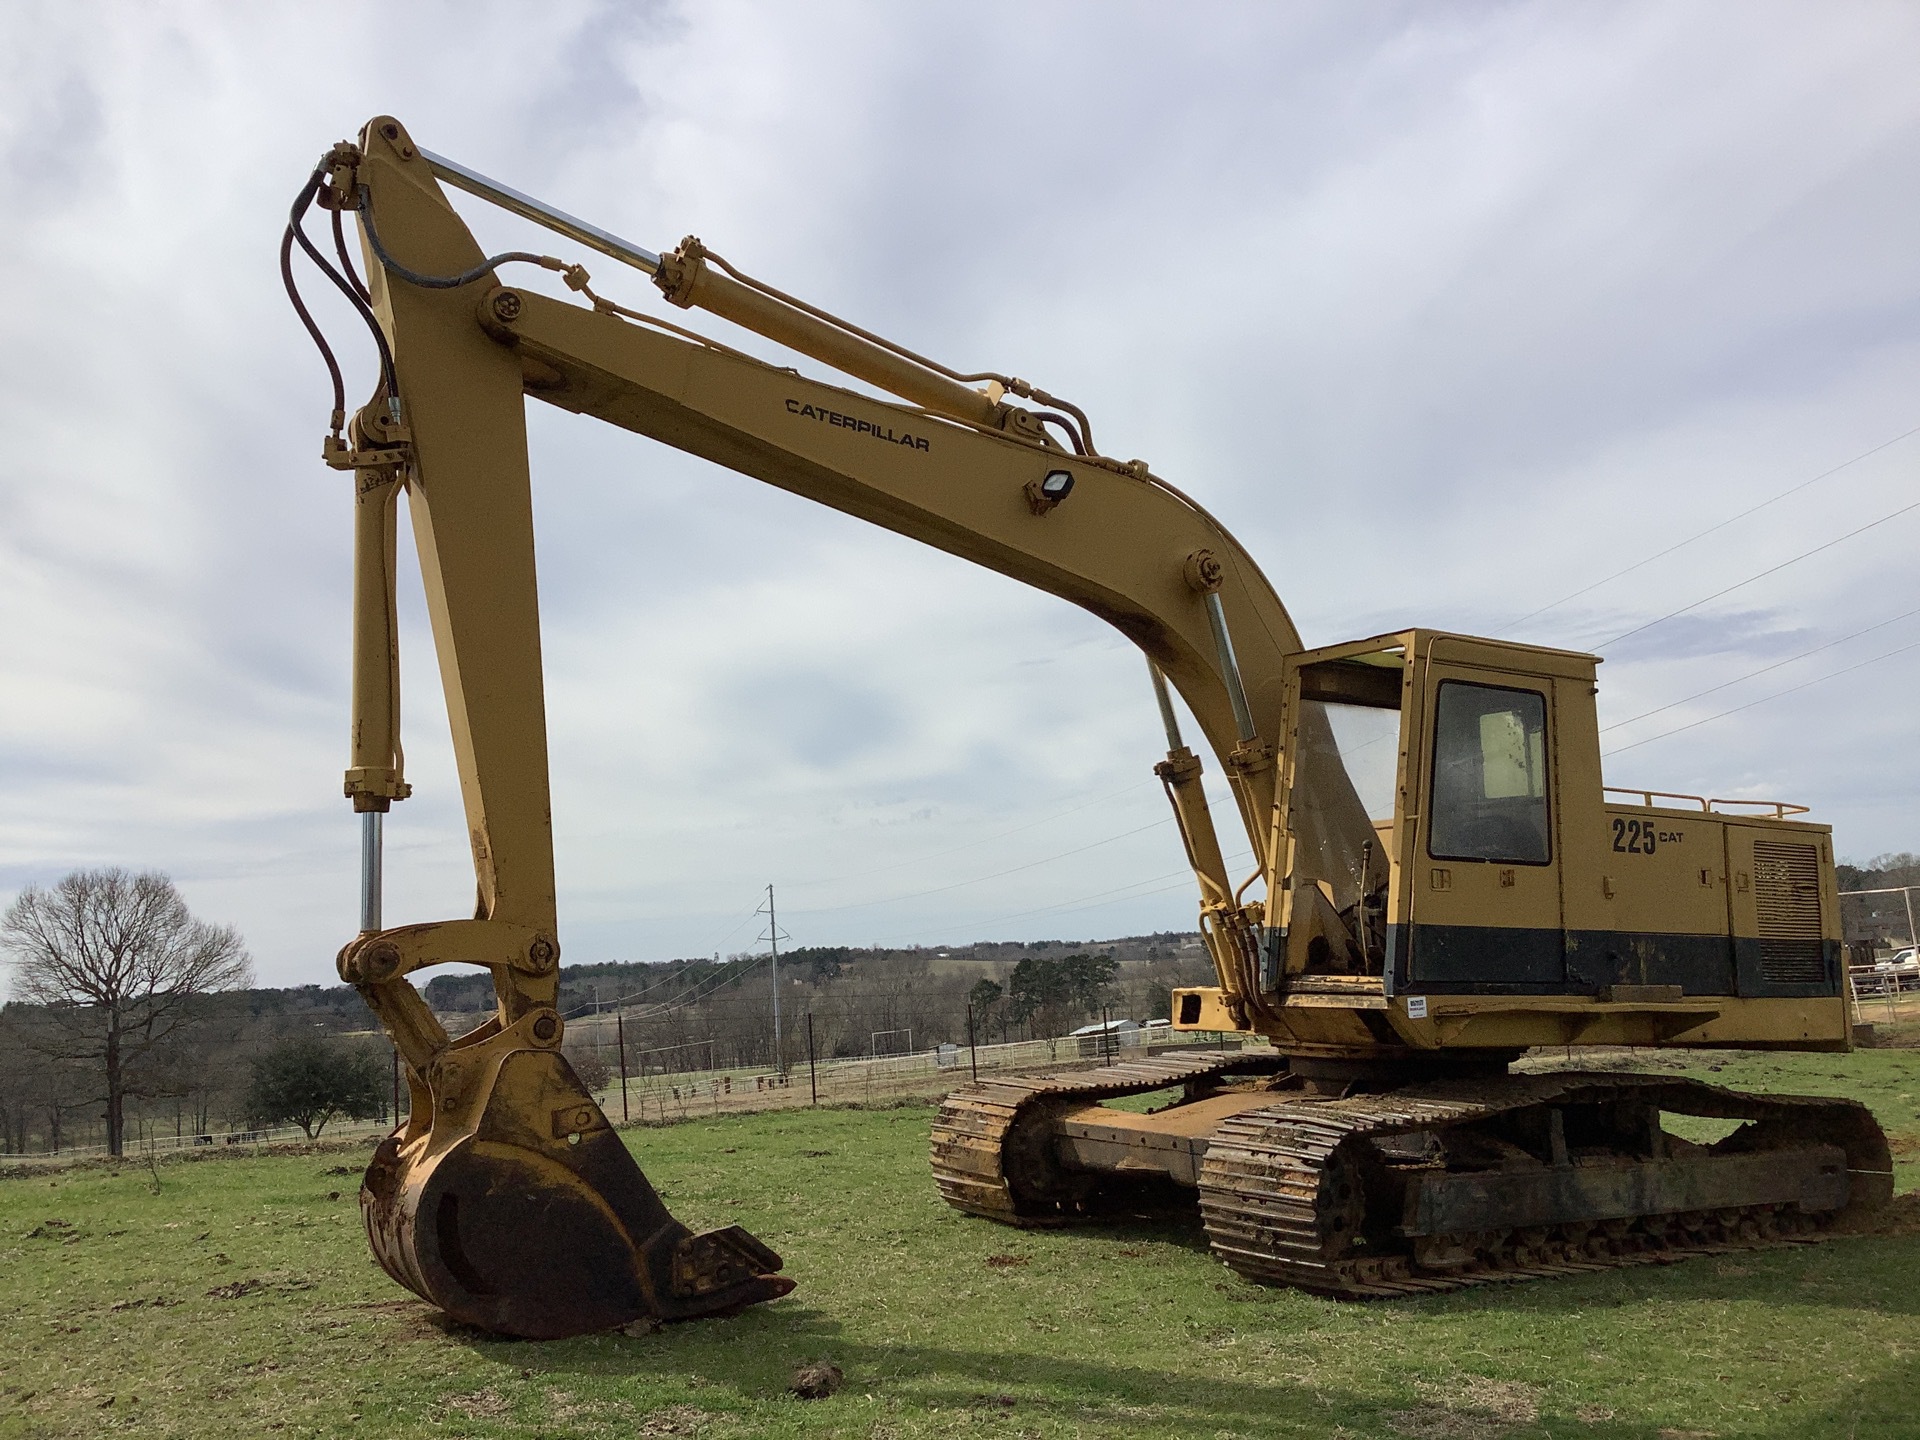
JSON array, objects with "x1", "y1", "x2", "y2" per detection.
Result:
[{"x1": 1, "y1": 869, "x2": 253, "y2": 1156}]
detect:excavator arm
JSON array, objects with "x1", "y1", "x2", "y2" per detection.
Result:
[{"x1": 305, "y1": 116, "x2": 1376, "y2": 1337}]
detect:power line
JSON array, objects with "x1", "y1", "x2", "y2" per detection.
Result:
[
  {"x1": 564, "y1": 947, "x2": 772, "y2": 1020},
  {"x1": 1602, "y1": 636, "x2": 1920, "y2": 757},
  {"x1": 555, "y1": 822, "x2": 1194, "y2": 1017},
  {"x1": 703, "y1": 903, "x2": 764, "y2": 954},
  {"x1": 862, "y1": 870, "x2": 1188, "y2": 942},
  {"x1": 577, "y1": 859, "x2": 1236, "y2": 1002},
  {"x1": 1600, "y1": 604, "x2": 1920, "y2": 734},
  {"x1": 1594, "y1": 493, "x2": 1920, "y2": 652},
  {"x1": 786, "y1": 818, "x2": 1175, "y2": 917},
  {"x1": 1505, "y1": 421, "x2": 1920, "y2": 633},
  {"x1": 785, "y1": 778, "x2": 1158, "y2": 891},
  {"x1": 863, "y1": 848, "x2": 1257, "y2": 945}
]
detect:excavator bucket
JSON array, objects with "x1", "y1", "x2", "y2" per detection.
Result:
[{"x1": 360, "y1": 1045, "x2": 792, "y2": 1339}]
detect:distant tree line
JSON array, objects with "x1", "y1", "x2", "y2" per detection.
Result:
[
  {"x1": 544, "y1": 944, "x2": 1206, "y2": 1083},
  {"x1": 1838, "y1": 852, "x2": 1920, "y2": 953},
  {"x1": 0, "y1": 868, "x2": 1211, "y2": 1156},
  {"x1": 0, "y1": 869, "x2": 397, "y2": 1157}
]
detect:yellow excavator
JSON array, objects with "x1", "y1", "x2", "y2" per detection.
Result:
[{"x1": 286, "y1": 117, "x2": 1889, "y2": 1337}]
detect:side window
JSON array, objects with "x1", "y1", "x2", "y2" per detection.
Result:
[{"x1": 1428, "y1": 681, "x2": 1551, "y2": 864}]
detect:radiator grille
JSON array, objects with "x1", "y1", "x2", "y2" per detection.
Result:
[{"x1": 1753, "y1": 840, "x2": 1826, "y2": 984}]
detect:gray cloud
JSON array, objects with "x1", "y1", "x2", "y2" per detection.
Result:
[{"x1": 1, "y1": 2, "x2": 1916, "y2": 983}]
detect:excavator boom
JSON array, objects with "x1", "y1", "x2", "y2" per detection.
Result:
[
  {"x1": 289, "y1": 117, "x2": 1885, "y2": 1335},
  {"x1": 306, "y1": 115, "x2": 1331, "y2": 1337}
]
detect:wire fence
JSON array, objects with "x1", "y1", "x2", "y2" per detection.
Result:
[
  {"x1": 0, "y1": 1028, "x2": 1255, "y2": 1168},
  {"x1": 587, "y1": 1026, "x2": 1251, "y2": 1124},
  {"x1": 1848, "y1": 966, "x2": 1920, "y2": 1029},
  {"x1": 0, "y1": 1115, "x2": 394, "y2": 1167}
]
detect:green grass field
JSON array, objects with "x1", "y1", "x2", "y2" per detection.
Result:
[{"x1": 4, "y1": 1048, "x2": 1920, "y2": 1439}]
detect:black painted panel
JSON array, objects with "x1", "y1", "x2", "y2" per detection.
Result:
[
  {"x1": 1388, "y1": 925, "x2": 1840, "y2": 999},
  {"x1": 1409, "y1": 923, "x2": 1564, "y2": 989},
  {"x1": 1564, "y1": 929, "x2": 1735, "y2": 996},
  {"x1": 1734, "y1": 936, "x2": 1840, "y2": 998}
]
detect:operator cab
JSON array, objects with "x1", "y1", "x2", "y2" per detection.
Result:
[{"x1": 1269, "y1": 629, "x2": 1840, "y2": 1010}]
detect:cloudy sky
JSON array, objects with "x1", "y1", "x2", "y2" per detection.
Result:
[{"x1": 1, "y1": 3, "x2": 1916, "y2": 987}]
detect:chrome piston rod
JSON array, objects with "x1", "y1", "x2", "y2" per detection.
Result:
[
  {"x1": 1147, "y1": 658, "x2": 1185, "y2": 750},
  {"x1": 359, "y1": 810, "x2": 384, "y2": 934},
  {"x1": 421, "y1": 148, "x2": 662, "y2": 277},
  {"x1": 1202, "y1": 592, "x2": 1259, "y2": 744}
]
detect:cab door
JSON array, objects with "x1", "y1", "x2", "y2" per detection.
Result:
[{"x1": 1403, "y1": 665, "x2": 1565, "y2": 993}]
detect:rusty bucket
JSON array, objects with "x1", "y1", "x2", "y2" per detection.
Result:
[{"x1": 361, "y1": 1043, "x2": 792, "y2": 1339}]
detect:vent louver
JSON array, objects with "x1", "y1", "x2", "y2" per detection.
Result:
[{"x1": 1753, "y1": 840, "x2": 1826, "y2": 985}]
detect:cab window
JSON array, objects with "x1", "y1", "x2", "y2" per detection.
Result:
[{"x1": 1428, "y1": 681, "x2": 1550, "y2": 864}]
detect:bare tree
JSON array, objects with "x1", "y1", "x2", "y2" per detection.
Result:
[{"x1": 1, "y1": 869, "x2": 253, "y2": 1156}]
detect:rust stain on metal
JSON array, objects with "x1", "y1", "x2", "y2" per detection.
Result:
[{"x1": 933, "y1": 1058, "x2": 1893, "y2": 1299}]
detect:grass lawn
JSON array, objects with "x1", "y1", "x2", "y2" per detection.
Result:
[{"x1": 3, "y1": 1048, "x2": 1919, "y2": 1439}]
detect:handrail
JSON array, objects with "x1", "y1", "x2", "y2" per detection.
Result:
[
  {"x1": 1705, "y1": 797, "x2": 1811, "y2": 818},
  {"x1": 1603, "y1": 787, "x2": 1709, "y2": 811},
  {"x1": 1604, "y1": 787, "x2": 1809, "y2": 819}
]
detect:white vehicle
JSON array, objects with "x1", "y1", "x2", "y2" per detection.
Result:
[{"x1": 1866, "y1": 948, "x2": 1920, "y2": 994}]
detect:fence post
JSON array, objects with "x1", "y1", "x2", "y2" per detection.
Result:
[
  {"x1": 616, "y1": 1010, "x2": 630, "y2": 1123},
  {"x1": 807, "y1": 1012, "x2": 818, "y2": 1106},
  {"x1": 967, "y1": 1003, "x2": 978, "y2": 1082}
]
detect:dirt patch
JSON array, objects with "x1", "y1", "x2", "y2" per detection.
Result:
[
  {"x1": 205, "y1": 1272, "x2": 312, "y2": 1300},
  {"x1": 789, "y1": 1361, "x2": 843, "y2": 1399},
  {"x1": 1835, "y1": 1189, "x2": 1920, "y2": 1237},
  {"x1": 1856, "y1": 1020, "x2": 1920, "y2": 1049},
  {"x1": 383, "y1": 1302, "x2": 493, "y2": 1344},
  {"x1": 985, "y1": 1254, "x2": 1029, "y2": 1269},
  {"x1": 445, "y1": 1387, "x2": 511, "y2": 1419},
  {"x1": 1387, "y1": 1376, "x2": 1544, "y2": 1438},
  {"x1": 634, "y1": 1404, "x2": 718, "y2": 1436}
]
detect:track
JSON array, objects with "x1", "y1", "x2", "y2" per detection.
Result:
[
  {"x1": 929, "y1": 1048, "x2": 1286, "y2": 1223},
  {"x1": 932, "y1": 1060, "x2": 1894, "y2": 1296}
]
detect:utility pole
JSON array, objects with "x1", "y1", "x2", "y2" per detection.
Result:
[
  {"x1": 806, "y1": 1012, "x2": 818, "y2": 1106},
  {"x1": 758, "y1": 884, "x2": 790, "y2": 1074},
  {"x1": 616, "y1": 1009, "x2": 629, "y2": 1123}
]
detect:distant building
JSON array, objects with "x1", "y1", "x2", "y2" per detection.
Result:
[{"x1": 1068, "y1": 1016, "x2": 1141, "y2": 1059}]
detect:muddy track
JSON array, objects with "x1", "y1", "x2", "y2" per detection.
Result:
[
  {"x1": 1199, "y1": 1073, "x2": 1890, "y2": 1297},
  {"x1": 929, "y1": 1049, "x2": 1282, "y2": 1222},
  {"x1": 932, "y1": 1061, "x2": 1894, "y2": 1296}
]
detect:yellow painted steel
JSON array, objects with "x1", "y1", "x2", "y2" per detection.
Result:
[
  {"x1": 310, "y1": 116, "x2": 1857, "y2": 1329},
  {"x1": 332, "y1": 113, "x2": 1852, "y2": 1074}
]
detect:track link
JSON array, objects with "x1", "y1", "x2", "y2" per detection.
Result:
[
  {"x1": 930, "y1": 1048, "x2": 1286, "y2": 1223},
  {"x1": 1197, "y1": 1071, "x2": 1893, "y2": 1297}
]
